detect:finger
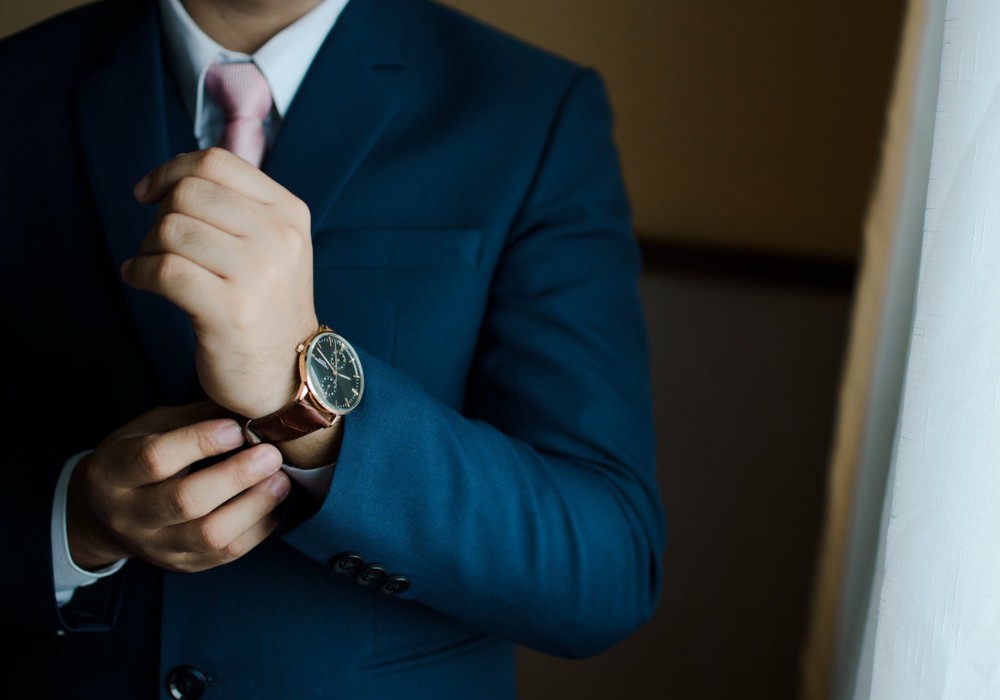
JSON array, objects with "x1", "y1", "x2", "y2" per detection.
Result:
[
  {"x1": 152, "y1": 176, "x2": 272, "y2": 240},
  {"x1": 143, "y1": 444, "x2": 283, "y2": 527},
  {"x1": 165, "y1": 470, "x2": 291, "y2": 560},
  {"x1": 112, "y1": 418, "x2": 248, "y2": 488},
  {"x1": 120, "y1": 251, "x2": 227, "y2": 322},
  {"x1": 162, "y1": 504, "x2": 284, "y2": 574},
  {"x1": 138, "y1": 212, "x2": 242, "y2": 278},
  {"x1": 113, "y1": 401, "x2": 230, "y2": 440},
  {"x1": 216, "y1": 504, "x2": 284, "y2": 563},
  {"x1": 135, "y1": 148, "x2": 282, "y2": 205}
]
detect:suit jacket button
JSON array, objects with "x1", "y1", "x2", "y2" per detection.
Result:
[
  {"x1": 356, "y1": 564, "x2": 387, "y2": 588},
  {"x1": 166, "y1": 665, "x2": 208, "y2": 700},
  {"x1": 381, "y1": 575, "x2": 410, "y2": 595},
  {"x1": 331, "y1": 552, "x2": 364, "y2": 576}
]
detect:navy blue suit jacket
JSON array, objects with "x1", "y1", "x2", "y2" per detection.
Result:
[{"x1": 0, "y1": 0, "x2": 665, "y2": 697}]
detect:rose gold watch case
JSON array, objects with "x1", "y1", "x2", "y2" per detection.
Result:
[{"x1": 300, "y1": 327, "x2": 365, "y2": 416}]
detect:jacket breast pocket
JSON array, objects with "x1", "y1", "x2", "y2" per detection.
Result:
[{"x1": 311, "y1": 228, "x2": 489, "y2": 406}]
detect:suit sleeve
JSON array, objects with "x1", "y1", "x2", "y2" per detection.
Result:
[
  {"x1": 4, "y1": 449, "x2": 126, "y2": 632},
  {"x1": 282, "y1": 68, "x2": 666, "y2": 658}
]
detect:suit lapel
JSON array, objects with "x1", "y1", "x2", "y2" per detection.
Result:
[
  {"x1": 73, "y1": 0, "x2": 408, "y2": 404},
  {"x1": 263, "y1": 0, "x2": 406, "y2": 229},
  {"x1": 74, "y1": 1, "x2": 197, "y2": 404}
]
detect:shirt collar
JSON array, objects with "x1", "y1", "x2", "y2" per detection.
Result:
[{"x1": 158, "y1": 0, "x2": 349, "y2": 120}]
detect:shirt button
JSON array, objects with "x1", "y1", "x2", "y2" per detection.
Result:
[
  {"x1": 331, "y1": 552, "x2": 364, "y2": 576},
  {"x1": 356, "y1": 564, "x2": 388, "y2": 588},
  {"x1": 166, "y1": 665, "x2": 208, "y2": 700},
  {"x1": 381, "y1": 575, "x2": 411, "y2": 596}
]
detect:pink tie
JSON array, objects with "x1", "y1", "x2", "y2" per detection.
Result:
[{"x1": 205, "y1": 62, "x2": 273, "y2": 167}]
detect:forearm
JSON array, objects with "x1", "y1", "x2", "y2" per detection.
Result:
[{"x1": 284, "y1": 352, "x2": 664, "y2": 658}]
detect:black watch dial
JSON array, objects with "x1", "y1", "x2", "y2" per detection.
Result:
[{"x1": 305, "y1": 331, "x2": 364, "y2": 414}]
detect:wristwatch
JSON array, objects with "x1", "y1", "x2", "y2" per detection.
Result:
[{"x1": 243, "y1": 326, "x2": 364, "y2": 444}]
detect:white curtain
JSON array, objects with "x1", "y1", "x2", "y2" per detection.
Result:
[{"x1": 807, "y1": 0, "x2": 1000, "y2": 697}]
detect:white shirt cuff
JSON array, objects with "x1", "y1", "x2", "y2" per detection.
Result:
[
  {"x1": 52, "y1": 451, "x2": 127, "y2": 607},
  {"x1": 282, "y1": 462, "x2": 335, "y2": 500}
]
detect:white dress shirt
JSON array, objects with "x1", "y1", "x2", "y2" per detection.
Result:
[
  {"x1": 52, "y1": 0, "x2": 349, "y2": 606},
  {"x1": 159, "y1": 0, "x2": 349, "y2": 149}
]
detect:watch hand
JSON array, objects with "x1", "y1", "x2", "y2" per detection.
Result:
[{"x1": 315, "y1": 347, "x2": 337, "y2": 374}]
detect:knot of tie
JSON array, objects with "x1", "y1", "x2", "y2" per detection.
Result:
[{"x1": 205, "y1": 61, "x2": 273, "y2": 167}]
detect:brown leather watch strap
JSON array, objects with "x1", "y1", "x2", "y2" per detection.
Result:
[{"x1": 243, "y1": 395, "x2": 339, "y2": 445}]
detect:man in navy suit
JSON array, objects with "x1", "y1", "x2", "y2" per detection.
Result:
[{"x1": 0, "y1": 0, "x2": 665, "y2": 697}]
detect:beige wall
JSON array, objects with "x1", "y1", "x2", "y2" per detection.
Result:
[
  {"x1": 442, "y1": 0, "x2": 905, "y2": 260},
  {"x1": 0, "y1": 0, "x2": 80, "y2": 36},
  {"x1": 1, "y1": 0, "x2": 904, "y2": 260}
]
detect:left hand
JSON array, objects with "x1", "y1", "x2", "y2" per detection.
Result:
[{"x1": 123, "y1": 148, "x2": 318, "y2": 419}]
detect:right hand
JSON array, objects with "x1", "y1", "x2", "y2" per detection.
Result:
[{"x1": 67, "y1": 402, "x2": 291, "y2": 573}]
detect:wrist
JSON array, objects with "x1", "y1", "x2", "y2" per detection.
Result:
[
  {"x1": 232, "y1": 369, "x2": 301, "y2": 420},
  {"x1": 274, "y1": 418, "x2": 345, "y2": 469},
  {"x1": 203, "y1": 315, "x2": 320, "y2": 419},
  {"x1": 243, "y1": 326, "x2": 364, "y2": 447},
  {"x1": 66, "y1": 457, "x2": 128, "y2": 571}
]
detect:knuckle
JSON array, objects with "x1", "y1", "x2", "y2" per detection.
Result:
[
  {"x1": 196, "y1": 520, "x2": 227, "y2": 553},
  {"x1": 168, "y1": 177, "x2": 201, "y2": 211},
  {"x1": 198, "y1": 147, "x2": 228, "y2": 178},
  {"x1": 135, "y1": 437, "x2": 167, "y2": 481},
  {"x1": 168, "y1": 483, "x2": 200, "y2": 521},
  {"x1": 155, "y1": 254, "x2": 187, "y2": 287},
  {"x1": 233, "y1": 458, "x2": 260, "y2": 491},
  {"x1": 195, "y1": 424, "x2": 227, "y2": 458},
  {"x1": 162, "y1": 215, "x2": 206, "y2": 258},
  {"x1": 221, "y1": 539, "x2": 248, "y2": 562},
  {"x1": 157, "y1": 213, "x2": 186, "y2": 249},
  {"x1": 105, "y1": 511, "x2": 129, "y2": 539}
]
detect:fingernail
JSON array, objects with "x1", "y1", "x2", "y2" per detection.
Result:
[
  {"x1": 250, "y1": 444, "x2": 282, "y2": 473},
  {"x1": 269, "y1": 472, "x2": 291, "y2": 498},
  {"x1": 120, "y1": 258, "x2": 133, "y2": 277},
  {"x1": 218, "y1": 421, "x2": 245, "y2": 449},
  {"x1": 133, "y1": 174, "x2": 150, "y2": 200}
]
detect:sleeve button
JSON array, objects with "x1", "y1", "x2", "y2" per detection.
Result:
[
  {"x1": 331, "y1": 552, "x2": 364, "y2": 576},
  {"x1": 380, "y1": 575, "x2": 410, "y2": 596},
  {"x1": 356, "y1": 564, "x2": 387, "y2": 588}
]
